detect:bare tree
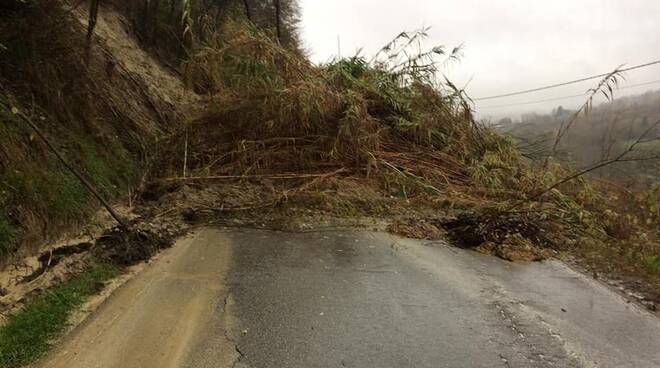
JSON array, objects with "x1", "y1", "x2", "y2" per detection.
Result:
[
  {"x1": 273, "y1": 0, "x2": 282, "y2": 44},
  {"x1": 243, "y1": 0, "x2": 252, "y2": 21},
  {"x1": 86, "y1": 0, "x2": 101, "y2": 63},
  {"x1": 509, "y1": 118, "x2": 660, "y2": 210}
]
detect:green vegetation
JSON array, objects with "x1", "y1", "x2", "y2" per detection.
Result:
[
  {"x1": 0, "y1": 264, "x2": 119, "y2": 368},
  {"x1": 0, "y1": 92, "x2": 142, "y2": 255},
  {"x1": 0, "y1": 133, "x2": 138, "y2": 251},
  {"x1": 0, "y1": 216, "x2": 15, "y2": 255},
  {"x1": 643, "y1": 256, "x2": 660, "y2": 274},
  {"x1": 1, "y1": 165, "x2": 89, "y2": 224},
  {"x1": 77, "y1": 138, "x2": 136, "y2": 198},
  {"x1": 36, "y1": 170, "x2": 90, "y2": 222}
]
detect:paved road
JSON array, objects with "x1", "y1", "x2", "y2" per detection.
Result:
[{"x1": 38, "y1": 228, "x2": 660, "y2": 368}]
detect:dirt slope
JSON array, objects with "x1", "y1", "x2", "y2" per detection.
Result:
[
  {"x1": 0, "y1": 1, "x2": 198, "y2": 319},
  {"x1": 0, "y1": 0, "x2": 200, "y2": 260},
  {"x1": 76, "y1": 5, "x2": 201, "y2": 115}
]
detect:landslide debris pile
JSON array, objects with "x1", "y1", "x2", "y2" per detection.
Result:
[
  {"x1": 163, "y1": 21, "x2": 529, "y2": 205},
  {"x1": 159, "y1": 22, "x2": 540, "y2": 225},
  {"x1": 153, "y1": 20, "x2": 659, "y2": 301},
  {"x1": 176, "y1": 22, "x2": 499, "y2": 185}
]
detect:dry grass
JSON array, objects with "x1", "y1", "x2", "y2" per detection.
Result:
[{"x1": 171, "y1": 20, "x2": 500, "y2": 190}]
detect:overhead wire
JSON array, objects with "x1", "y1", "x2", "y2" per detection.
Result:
[
  {"x1": 473, "y1": 59, "x2": 660, "y2": 101},
  {"x1": 478, "y1": 79, "x2": 660, "y2": 109}
]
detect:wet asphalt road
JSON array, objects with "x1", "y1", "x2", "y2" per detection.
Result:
[
  {"x1": 39, "y1": 228, "x2": 660, "y2": 368},
  {"x1": 222, "y1": 230, "x2": 660, "y2": 368}
]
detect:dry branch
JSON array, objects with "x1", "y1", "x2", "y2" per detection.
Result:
[
  {"x1": 165, "y1": 170, "x2": 348, "y2": 182},
  {"x1": 510, "y1": 118, "x2": 660, "y2": 210},
  {"x1": 545, "y1": 68, "x2": 624, "y2": 166}
]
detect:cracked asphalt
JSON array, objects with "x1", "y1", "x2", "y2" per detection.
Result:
[{"x1": 37, "y1": 228, "x2": 660, "y2": 368}]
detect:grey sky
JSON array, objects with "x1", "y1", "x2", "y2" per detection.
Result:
[{"x1": 300, "y1": 0, "x2": 660, "y2": 120}]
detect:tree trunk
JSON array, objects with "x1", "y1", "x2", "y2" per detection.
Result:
[
  {"x1": 168, "y1": 0, "x2": 176, "y2": 23},
  {"x1": 243, "y1": 0, "x2": 252, "y2": 21},
  {"x1": 86, "y1": 0, "x2": 101, "y2": 64},
  {"x1": 274, "y1": 0, "x2": 282, "y2": 44},
  {"x1": 148, "y1": 0, "x2": 161, "y2": 44},
  {"x1": 140, "y1": 0, "x2": 150, "y2": 36}
]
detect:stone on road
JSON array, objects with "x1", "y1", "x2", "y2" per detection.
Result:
[{"x1": 37, "y1": 228, "x2": 660, "y2": 368}]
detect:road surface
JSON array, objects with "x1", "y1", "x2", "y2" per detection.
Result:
[{"x1": 37, "y1": 228, "x2": 660, "y2": 368}]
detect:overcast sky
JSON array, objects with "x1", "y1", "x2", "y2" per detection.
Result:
[{"x1": 300, "y1": 0, "x2": 660, "y2": 120}]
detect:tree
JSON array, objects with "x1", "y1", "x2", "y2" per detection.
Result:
[
  {"x1": 243, "y1": 0, "x2": 252, "y2": 21},
  {"x1": 273, "y1": 0, "x2": 282, "y2": 44},
  {"x1": 552, "y1": 105, "x2": 567, "y2": 118},
  {"x1": 86, "y1": 0, "x2": 101, "y2": 63},
  {"x1": 497, "y1": 117, "x2": 513, "y2": 127},
  {"x1": 116, "y1": 0, "x2": 301, "y2": 59}
]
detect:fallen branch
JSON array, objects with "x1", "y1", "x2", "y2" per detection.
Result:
[
  {"x1": 165, "y1": 170, "x2": 347, "y2": 181},
  {"x1": 284, "y1": 168, "x2": 347, "y2": 194},
  {"x1": 182, "y1": 126, "x2": 189, "y2": 178},
  {"x1": 2, "y1": 102, "x2": 128, "y2": 228},
  {"x1": 207, "y1": 201, "x2": 280, "y2": 212}
]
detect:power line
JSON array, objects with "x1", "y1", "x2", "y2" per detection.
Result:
[
  {"x1": 479, "y1": 93, "x2": 586, "y2": 109},
  {"x1": 473, "y1": 59, "x2": 660, "y2": 101},
  {"x1": 478, "y1": 79, "x2": 660, "y2": 109}
]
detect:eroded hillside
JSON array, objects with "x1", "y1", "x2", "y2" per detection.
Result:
[{"x1": 0, "y1": 0, "x2": 198, "y2": 261}]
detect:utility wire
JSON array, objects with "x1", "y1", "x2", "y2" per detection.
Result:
[
  {"x1": 478, "y1": 79, "x2": 660, "y2": 109},
  {"x1": 473, "y1": 59, "x2": 660, "y2": 101},
  {"x1": 479, "y1": 93, "x2": 587, "y2": 109}
]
